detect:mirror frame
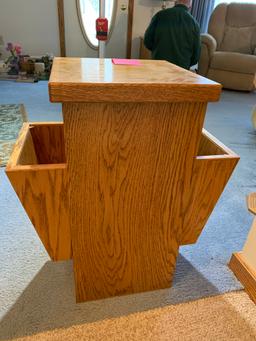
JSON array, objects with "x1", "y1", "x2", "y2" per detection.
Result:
[{"x1": 76, "y1": 0, "x2": 117, "y2": 50}]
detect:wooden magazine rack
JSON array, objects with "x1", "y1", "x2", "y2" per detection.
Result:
[{"x1": 6, "y1": 58, "x2": 239, "y2": 302}]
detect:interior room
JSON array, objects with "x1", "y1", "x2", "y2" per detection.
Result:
[{"x1": 0, "y1": 0, "x2": 256, "y2": 340}]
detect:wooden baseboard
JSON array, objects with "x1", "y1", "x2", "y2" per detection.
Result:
[{"x1": 229, "y1": 252, "x2": 256, "y2": 304}]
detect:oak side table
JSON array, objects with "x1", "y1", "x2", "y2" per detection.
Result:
[{"x1": 6, "y1": 58, "x2": 239, "y2": 302}]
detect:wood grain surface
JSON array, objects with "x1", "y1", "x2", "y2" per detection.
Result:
[
  {"x1": 49, "y1": 58, "x2": 221, "y2": 103},
  {"x1": 63, "y1": 101, "x2": 207, "y2": 302},
  {"x1": 30, "y1": 123, "x2": 66, "y2": 164},
  {"x1": 126, "y1": 0, "x2": 134, "y2": 59},
  {"x1": 197, "y1": 129, "x2": 235, "y2": 156},
  {"x1": 6, "y1": 123, "x2": 38, "y2": 167},
  {"x1": 7, "y1": 58, "x2": 240, "y2": 304},
  {"x1": 181, "y1": 129, "x2": 239, "y2": 244},
  {"x1": 229, "y1": 195, "x2": 256, "y2": 304},
  {"x1": 247, "y1": 193, "x2": 256, "y2": 215},
  {"x1": 6, "y1": 123, "x2": 71, "y2": 261},
  {"x1": 243, "y1": 217, "x2": 256, "y2": 271},
  {"x1": 229, "y1": 252, "x2": 256, "y2": 304},
  {"x1": 181, "y1": 157, "x2": 239, "y2": 245},
  {"x1": 57, "y1": 0, "x2": 66, "y2": 57}
]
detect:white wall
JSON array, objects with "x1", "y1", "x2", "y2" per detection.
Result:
[
  {"x1": 0, "y1": 0, "x2": 173, "y2": 59},
  {"x1": 0, "y1": 0, "x2": 60, "y2": 57}
]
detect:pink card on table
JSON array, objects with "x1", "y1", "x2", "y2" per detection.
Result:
[{"x1": 112, "y1": 58, "x2": 142, "y2": 66}]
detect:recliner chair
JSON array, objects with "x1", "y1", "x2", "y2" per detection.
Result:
[{"x1": 198, "y1": 2, "x2": 256, "y2": 91}]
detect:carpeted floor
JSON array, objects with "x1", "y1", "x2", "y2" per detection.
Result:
[
  {"x1": 0, "y1": 81, "x2": 255, "y2": 340},
  {"x1": 4, "y1": 290, "x2": 256, "y2": 341}
]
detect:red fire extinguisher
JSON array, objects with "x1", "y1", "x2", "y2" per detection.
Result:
[{"x1": 96, "y1": 18, "x2": 108, "y2": 41}]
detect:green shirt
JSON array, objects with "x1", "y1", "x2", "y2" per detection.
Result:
[{"x1": 144, "y1": 4, "x2": 201, "y2": 69}]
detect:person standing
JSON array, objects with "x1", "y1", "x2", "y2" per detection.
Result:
[{"x1": 144, "y1": 0, "x2": 201, "y2": 70}]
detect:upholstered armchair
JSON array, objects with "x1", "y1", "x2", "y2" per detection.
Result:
[{"x1": 198, "y1": 3, "x2": 256, "y2": 91}]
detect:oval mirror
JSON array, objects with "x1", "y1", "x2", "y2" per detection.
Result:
[{"x1": 77, "y1": 0, "x2": 117, "y2": 49}]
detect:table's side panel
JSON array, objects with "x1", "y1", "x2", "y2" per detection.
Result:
[
  {"x1": 181, "y1": 156, "x2": 239, "y2": 245},
  {"x1": 7, "y1": 167, "x2": 71, "y2": 261},
  {"x1": 63, "y1": 102, "x2": 206, "y2": 302}
]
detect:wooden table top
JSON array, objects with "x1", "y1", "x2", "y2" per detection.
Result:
[{"x1": 49, "y1": 58, "x2": 221, "y2": 103}]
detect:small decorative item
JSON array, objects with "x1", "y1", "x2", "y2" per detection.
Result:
[
  {"x1": 19, "y1": 59, "x2": 35, "y2": 74},
  {"x1": 41, "y1": 54, "x2": 53, "y2": 73},
  {"x1": 5, "y1": 42, "x2": 22, "y2": 75},
  {"x1": 34, "y1": 62, "x2": 45, "y2": 74},
  {"x1": 0, "y1": 61, "x2": 7, "y2": 73},
  {"x1": 37, "y1": 54, "x2": 53, "y2": 80}
]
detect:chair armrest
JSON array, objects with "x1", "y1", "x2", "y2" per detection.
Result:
[
  {"x1": 198, "y1": 34, "x2": 217, "y2": 76},
  {"x1": 201, "y1": 33, "x2": 217, "y2": 57}
]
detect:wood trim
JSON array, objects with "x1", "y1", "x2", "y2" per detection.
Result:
[
  {"x1": 126, "y1": 0, "x2": 134, "y2": 58},
  {"x1": 20, "y1": 104, "x2": 28, "y2": 122},
  {"x1": 247, "y1": 193, "x2": 256, "y2": 215},
  {"x1": 7, "y1": 164, "x2": 67, "y2": 172},
  {"x1": 57, "y1": 0, "x2": 66, "y2": 57},
  {"x1": 6, "y1": 123, "x2": 30, "y2": 169},
  {"x1": 49, "y1": 83, "x2": 221, "y2": 103},
  {"x1": 229, "y1": 252, "x2": 256, "y2": 304}
]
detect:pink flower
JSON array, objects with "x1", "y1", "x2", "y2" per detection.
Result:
[
  {"x1": 6, "y1": 42, "x2": 13, "y2": 51},
  {"x1": 14, "y1": 44, "x2": 22, "y2": 55}
]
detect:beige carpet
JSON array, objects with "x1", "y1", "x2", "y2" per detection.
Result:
[{"x1": 6, "y1": 290, "x2": 256, "y2": 341}]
